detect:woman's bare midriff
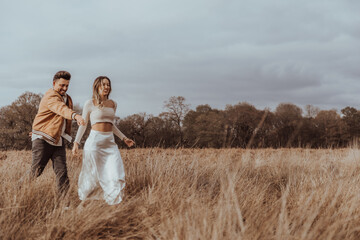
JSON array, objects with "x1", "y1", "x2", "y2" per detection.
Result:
[{"x1": 92, "y1": 122, "x2": 113, "y2": 132}]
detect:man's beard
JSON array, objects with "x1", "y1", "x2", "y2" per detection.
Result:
[{"x1": 58, "y1": 90, "x2": 66, "y2": 96}]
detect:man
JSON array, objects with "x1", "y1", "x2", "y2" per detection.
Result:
[{"x1": 31, "y1": 70, "x2": 85, "y2": 196}]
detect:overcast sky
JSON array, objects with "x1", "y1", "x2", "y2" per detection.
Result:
[{"x1": 1, "y1": 0, "x2": 359, "y2": 117}]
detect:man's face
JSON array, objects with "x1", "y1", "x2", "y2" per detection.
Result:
[{"x1": 53, "y1": 78, "x2": 70, "y2": 96}]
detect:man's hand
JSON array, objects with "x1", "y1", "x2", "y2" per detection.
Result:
[
  {"x1": 72, "y1": 142, "x2": 79, "y2": 155},
  {"x1": 124, "y1": 138, "x2": 135, "y2": 147},
  {"x1": 75, "y1": 115, "x2": 85, "y2": 126},
  {"x1": 28, "y1": 132, "x2": 32, "y2": 138}
]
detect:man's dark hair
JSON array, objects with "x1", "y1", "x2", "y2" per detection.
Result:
[{"x1": 53, "y1": 71, "x2": 71, "y2": 82}]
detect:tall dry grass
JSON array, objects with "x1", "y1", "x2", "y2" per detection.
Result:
[{"x1": 1, "y1": 148, "x2": 360, "y2": 239}]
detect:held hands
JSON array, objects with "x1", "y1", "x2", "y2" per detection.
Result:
[
  {"x1": 72, "y1": 142, "x2": 79, "y2": 155},
  {"x1": 124, "y1": 138, "x2": 135, "y2": 147},
  {"x1": 75, "y1": 114, "x2": 85, "y2": 126}
]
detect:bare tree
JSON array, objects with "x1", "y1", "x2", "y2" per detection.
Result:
[
  {"x1": 163, "y1": 96, "x2": 190, "y2": 145},
  {"x1": 305, "y1": 104, "x2": 320, "y2": 118}
]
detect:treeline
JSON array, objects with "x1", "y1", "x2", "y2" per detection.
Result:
[{"x1": 1, "y1": 92, "x2": 360, "y2": 150}]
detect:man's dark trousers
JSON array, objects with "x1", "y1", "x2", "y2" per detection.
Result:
[{"x1": 31, "y1": 138, "x2": 70, "y2": 195}]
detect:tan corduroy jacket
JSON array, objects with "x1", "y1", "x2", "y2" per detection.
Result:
[{"x1": 32, "y1": 89, "x2": 75, "y2": 144}]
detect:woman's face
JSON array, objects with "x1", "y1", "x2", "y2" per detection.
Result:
[{"x1": 98, "y1": 78, "x2": 111, "y2": 97}]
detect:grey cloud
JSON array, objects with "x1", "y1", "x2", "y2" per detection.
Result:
[{"x1": 0, "y1": 0, "x2": 359, "y2": 117}]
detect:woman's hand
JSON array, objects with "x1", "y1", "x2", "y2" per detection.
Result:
[
  {"x1": 72, "y1": 142, "x2": 79, "y2": 155},
  {"x1": 75, "y1": 114, "x2": 85, "y2": 126},
  {"x1": 124, "y1": 138, "x2": 135, "y2": 147}
]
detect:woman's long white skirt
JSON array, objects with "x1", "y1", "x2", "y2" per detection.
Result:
[{"x1": 78, "y1": 130, "x2": 125, "y2": 205}]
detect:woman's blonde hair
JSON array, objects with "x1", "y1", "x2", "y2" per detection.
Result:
[{"x1": 92, "y1": 76, "x2": 111, "y2": 107}]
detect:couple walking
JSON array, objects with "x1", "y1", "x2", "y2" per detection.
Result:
[{"x1": 30, "y1": 70, "x2": 134, "y2": 205}]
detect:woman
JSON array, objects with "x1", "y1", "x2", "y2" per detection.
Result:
[{"x1": 72, "y1": 76, "x2": 134, "y2": 205}]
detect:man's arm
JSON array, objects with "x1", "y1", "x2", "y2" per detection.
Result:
[{"x1": 47, "y1": 93, "x2": 75, "y2": 120}]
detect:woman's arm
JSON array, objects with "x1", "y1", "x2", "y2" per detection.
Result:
[
  {"x1": 112, "y1": 124, "x2": 126, "y2": 141},
  {"x1": 111, "y1": 100, "x2": 134, "y2": 147},
  {"x1": 113, "y1": 125, "x2": 135, "y2": 147},
  {"x1": 74, "y1": 100, "x2": 92, "y2": 144}
]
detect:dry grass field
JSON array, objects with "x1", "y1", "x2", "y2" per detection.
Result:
[{"x1": 1, "y1": 148, "x2": 360, "y2": 239}]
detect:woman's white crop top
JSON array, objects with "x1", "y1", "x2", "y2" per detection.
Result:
[{"x1": 74, "y1": 99, "x2": 126, "y2": 144}]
